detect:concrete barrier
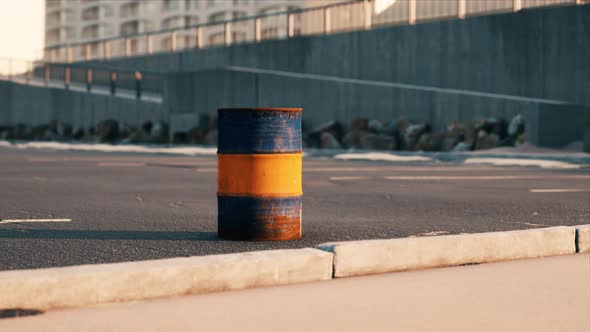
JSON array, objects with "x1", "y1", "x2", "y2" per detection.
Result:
[
  {"x1": 317, "y1": 226, "x2": 576, "y2": 278},
  {"x1": 576, "y1": 225, "x2": 590, "y2": 253},
  {"x1": 0, "y1": 248, "x2": 333, "y2": 310}
]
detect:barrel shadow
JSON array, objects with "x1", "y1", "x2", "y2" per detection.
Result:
[{"x1": 0, "y1": 229, "x2": 218, "y2": 241}]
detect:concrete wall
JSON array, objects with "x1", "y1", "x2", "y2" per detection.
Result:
[
  {"x1": 165, "y1": 69, "x2": 545, "y2": 129},
  {"x1": 92, "y1": 5, "x2": 590, "y2": 107},
  {"x1": 525, "y1": 104, "x2": 590, "y2": 149},
  {"x1": 0, "y1": 81, "x2": 165, "y2": 129}
]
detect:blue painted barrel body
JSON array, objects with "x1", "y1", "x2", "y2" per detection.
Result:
[
  {"x1": 218, "y1": 196, "x2": 302, "y2": 240},
  {"x1": 217, "y1": 107, "x2": 303, "y2": 241},
  {"x1": 218, "y1": 108, "x2": 302, "y2": 154}
]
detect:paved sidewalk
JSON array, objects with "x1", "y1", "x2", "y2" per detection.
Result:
[{"x1": 1, "y1": 254, "x2": 588, "y2": 331}]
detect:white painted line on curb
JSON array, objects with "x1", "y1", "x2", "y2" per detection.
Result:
[
  {"x1": 529, "y1": 189, "x2": 590, "y2": 193},
  {"x1": 384, "y1": 175, "x2": 590, "y2": 181},
  {"x1": 0, "y1": 218, "x2": 72, "y2": 224}
]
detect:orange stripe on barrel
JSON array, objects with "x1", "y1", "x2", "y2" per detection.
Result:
[{"x1": 218, "y1": 153, "x2": 302, "y2": 197}]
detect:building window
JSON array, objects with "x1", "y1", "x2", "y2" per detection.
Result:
[
  {"x1": 207, "y1": 0, "x2": 215, "y2": 8},
  {"x1": 163, "y1": 0, "x2": 181, "y2": 11},
  {"x1": 82, "y1": 25, "x2": 99, "y2": 39},
  {"x1": 185, "y1": 0, "x2": 199, "y2": 10},
  {"x1": 81, "y1": 7, "x2": 99, "y2": 21},
  {"x1": 162, "y1": 16, "x2": 184, "y2": 29},
  {"x1": 120, "y1": 2, "x2": 140, "y2": 17},
  {"x1": 46, "y1": 28, "x2": 60, "y2": 44},
  {"x1": 120, "y1": 21, "x2": 140, "y2": 36},
  {"x1": 46, "y1": 12, "x2": 61, "y2": 26},
  {"x1": 208, "y1": 12, "x2": 226, "y2": 23}
]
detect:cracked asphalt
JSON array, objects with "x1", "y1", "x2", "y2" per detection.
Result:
[{"x1": 0, "y1": 147, "x2": 588, "y2": 270}]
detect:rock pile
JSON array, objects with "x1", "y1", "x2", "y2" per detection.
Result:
[
  {"x1": 303, "y1": 114, "x2": 525, "y2": 152},
  {"x1": 0, "y1": 113, "x2": 525, "y2": 152}
]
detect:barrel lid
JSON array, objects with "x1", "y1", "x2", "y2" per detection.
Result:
[{"x1": 218, "y1": 107, "x2": 302, "y2": 112}]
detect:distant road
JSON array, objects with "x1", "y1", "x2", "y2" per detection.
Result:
[{"x1": 0, "y1": 147, "x2": 588, "y2": 270}]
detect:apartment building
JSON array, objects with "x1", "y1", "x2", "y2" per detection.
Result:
[{"x1": 44, "y1": 0, "x2": 340, "y2": 61}]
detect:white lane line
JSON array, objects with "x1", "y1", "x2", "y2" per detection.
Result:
[
  {"x1": 464, "y1": 158, "x2": 581, "y2": 169},
  {"x1": 529, "y1": 189, "x2": 590, "y2": 193},
  {"x1": 194, "y1": 168, "x2": 217, "y2": 172},
  {"x1": 329, "y1": 176, "x2": 371, "y2": 181},
  {"x1": 384, "y1": 175, "x2": 590, "y2": 181},
  {"x1": 98, "y1": 162, "x2": 146, "y2": 167},
  {"x1": 0, "y1": 218, "x2": 72, "y2": 224}
]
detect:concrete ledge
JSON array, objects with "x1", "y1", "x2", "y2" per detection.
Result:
[
  {"x1": 317, "y1": 226, "x2": 576, "y2": 278},
  {"x1": 576, "y1": 225, "x2": 590, "y2": 253},
  {"x1": 0, "y1": 248, "x2": 333, "y2": 310}
]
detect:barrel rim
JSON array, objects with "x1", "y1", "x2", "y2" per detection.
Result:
[{"x1": 218, "y1": 107, "x2": 302, "y2": 112}]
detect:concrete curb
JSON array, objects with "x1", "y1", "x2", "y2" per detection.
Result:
[
  {"x1": 0, "y1": 248, "x2": 333, "y2": 311},
  {"x1": 0, "y1": 226, "x2": 586, "y2": 311},
  {"x1": 317, "y1": 226, "x2": 577, "y2": 278},
  {"x1": 576, "y1": 224, "x2": 590, "y2": 253}
]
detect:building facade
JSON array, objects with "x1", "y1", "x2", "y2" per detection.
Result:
[{"x1": 44, "y1": 0, "x2": 339, "y2": 61}]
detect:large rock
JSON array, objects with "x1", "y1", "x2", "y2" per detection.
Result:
[
  {"x1": 342, "y1": 130, "x2": 363, "y2": 149},
  {"x1": 359, "y1": 133, "x2": 396, "y2": 150},
  {"x1": 320, "y1": 132, "x2": 342, "y2": 149},
  {"x1": 349, "y1": 117, "x2": 369, "y2": 131},
  {"x1": 96, "y1": 119, "x2": 119, "y2": 143},
  {"x1": 475, "y1": 130, "x2": 499, "y2": 150}
]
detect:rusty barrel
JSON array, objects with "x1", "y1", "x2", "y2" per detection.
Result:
[{"x1": 217, "y1": 108, "x2": 303, "y2": 241}]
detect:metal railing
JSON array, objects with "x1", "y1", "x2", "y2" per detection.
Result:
[
  {"x1": 43, "y1": 0, "x2": 587, "y2": 63},
  {"x1": 0, "y1": 57, "x2": 164, "y2": 102}
]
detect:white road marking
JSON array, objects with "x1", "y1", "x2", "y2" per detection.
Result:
[
  {"x1": 329, "y1": 176, "x2": 371, "y2": 181},
  {"x1": 529, "y1": 189, "x2": 590, "y2": 193},
  {"x1": 464, "y1": 158, "x2": 581, "y2": 169},
  {"x1": 334, "y1": 152, "x2": 432, "y2": 162},
  {"x1": 384, "y1": 175, "x2": 590, "y2": 181},
  {"x1": 0, "y1": 218, "x2": 72, "y2": 224},
  {"x1": 98, "y1": 162, "x2": 146, "y2": 167},
  {"x1": 195, "y1": 168, "x2": 217, "y2": 172}
]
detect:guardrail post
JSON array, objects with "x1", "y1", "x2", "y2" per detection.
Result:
[
  {"x1": 147, "y1": 34, "x2": 153, "y2": 54},
  {"x1": 363, "y1": 0, "x2": 372, "y2": 29},
  {"x1": 44, "y1": 63, "x2": 50, "y2": 86},
  {"x1": 66, "y1": 47, "x2": 73, "y2": 63},
  {"x1": 196, "y1": 27, "x2": 203, "y2": 48},
  {"x1": 86, "y1": 68, "x2": 92, "y2": 92},
  {"x1": 135, "y1": 71, "x2": 142, "y2": 100},
  {"x1": 125, "y1": 38, "x2": 131, "y2": 56},
  {"x1": 513, "y1": 0, "x2": 522, "y2": 12},
  {"x1": 287, "y1": 13, "x2": 295, "y2": 38},
  {"x1": 409, "y1": 0, "x2": 416, "y2": 24},
  {"x1": 84, "y1": 44, "x2": 91, "y2": 61},
  {"x1": 225, "y1": 22, "x2": 232, "y2": 46},
  {"x1": 110, "y1": 71, "x2": 117, "y2": 96},
  {"x1": 324, "y1": 7, "x2": 331, "y2": 34},
  {"x1": 255, "y1": 18, "x2": 261, "y2": 42},
  {"x1": 64, "y1": 65, "x2": 70, "y2": 90},
  {"x1": 104, "y1": 41, "x2": 111, "y2": 60},
  {"x1": 457, "y1": 0, "x2": 466, "y2": 19},
  {"x1": 171, "y1": 32, "x2": 178, "y2": 51}
]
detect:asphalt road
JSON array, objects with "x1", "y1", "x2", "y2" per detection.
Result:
[{"x1": 0, "y1": 147, "x2": 589, "y2": 270}]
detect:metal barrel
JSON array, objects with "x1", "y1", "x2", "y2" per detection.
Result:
[{"x1": 217, "y1": 107, "x2": 302, "y2": 241}]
